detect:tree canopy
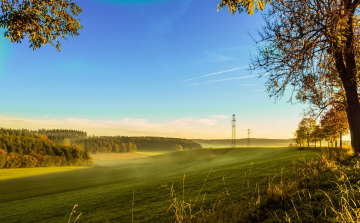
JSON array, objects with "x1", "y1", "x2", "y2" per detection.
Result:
[
  {"x1": 294, "y1": 106, "x2": 350, "y2": 148},
  {"x1": 320, "y1": 107, "x2": 349, "y2": 147},
  {"x1": 310, "y1": 125, "x2": 325, "y2": 147},
  {"x1": 0, "y1": 0, "x2": 83, "y2": 51},
  {"x1": 294, "y1": 125, "x2": 307, "y2": 147},
  {"x1": 219, "y1": 0, "x2": 360, "y2": 153},
  {"x1": 217, "y1": 0, "x2": 269, "y2": 15},
  {"x1": 0, "y1": 128, "x2": 92, "y2": 168},
  {"x1": 294, "y1": 117, "x2": 316, "y2": 147}
]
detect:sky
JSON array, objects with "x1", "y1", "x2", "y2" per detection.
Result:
[{"x1": 0, "y1": 0, "x2": 331, "y2": 139}]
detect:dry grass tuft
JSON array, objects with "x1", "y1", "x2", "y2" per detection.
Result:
[
  {"x1": 68, "y1": 204, "x2": 82, "y2": 223},
  {"x1": 164, "y1": 146, "x2": 360, "y2": 222}
]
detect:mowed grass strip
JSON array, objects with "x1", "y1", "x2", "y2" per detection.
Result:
[
  {"x1": 0, "y1": 166, "x2": 89, "y2": 181},
  {"x1": 0, "y1": 147, "x2": 318, "y2": 223},
  {"x1": 91, "y1": 151, "x2": 164, "y2": 161}
]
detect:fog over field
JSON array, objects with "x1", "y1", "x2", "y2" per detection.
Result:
[
  {"x1": 192, "y1": 138, "x2": 295, "y2": 148},
  {"x1": 0, "y1": 147, "x2": 318, "y2": 222},
  {"x1": 192, "y1": 139, "x2": 353, "y2": 148}
]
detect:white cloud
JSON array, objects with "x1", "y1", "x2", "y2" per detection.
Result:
[
  {"x1": 0, "y1": 114, "x2": 325, "y2": 140},
  {"x1": 0, "y1": 115, "x2": 228, "y2": 138},
  {"x1": 65, "y1": 118, "x2": 93, "y2": 124},
  {"x1": 209, "y1": 115, "x2": 229, "y2": 120},
  {"x1": 196, "y1": 119, "x2": 218, "y2": 125}
]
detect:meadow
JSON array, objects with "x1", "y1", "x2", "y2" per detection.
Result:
[{"x1": 0, "y1": 147, "x2": 318, "y2": 222}]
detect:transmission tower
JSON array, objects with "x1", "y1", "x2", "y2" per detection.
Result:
[
  {"x1": 231, "y1": 114, "x2": 236, "y2": 149},
  {"x1": 246, "y1": 128, "x2": 251, "y2": 147}
]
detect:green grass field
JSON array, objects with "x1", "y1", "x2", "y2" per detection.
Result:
[{"x1": 0, "y1": 147, "x2": 318, "y2": 222}]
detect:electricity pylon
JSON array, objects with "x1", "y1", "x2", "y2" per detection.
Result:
[
  {"x1": 231, "y1": 114, "x2": 236, "y2": 149},
  {"x1": 247, "y1": 128, "x2": 251, "y2": 147}
]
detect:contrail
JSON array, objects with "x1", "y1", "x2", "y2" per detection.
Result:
[
  {"x1": 188, "y1": 74, "x2": 260, "y2": 86},
  {"x1": 205, "y1": 75, "x2": 259, "y2": 83},
  {"x1": 181, "y1": 66, "x2": 247, "y2": 82}
]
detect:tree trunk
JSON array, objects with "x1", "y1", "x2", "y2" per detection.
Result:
[
  {"x1": 328, "y1": 141, "x2": 329, "y2": 148},
  {"x1": 344, "y1": 90, "x2": 360, "y2": 152},
  {"x1": 335, "y1": 140, "x2": 338, "y2": 148},
  {"x1": 320, "y1": 141, "x2": 321, "y2": 147},
  {"x1": 336, "y1": 8, "x2": 360, "y2": 154},
  {"x1": 341, "y1": 57, "x2": 360, "y2": 152},
  {"x1": 307, "y1": 132, "x2": 310, "y2": 147},
  {"x1": 340, "y1": 132, "x2": 343, "y2": 148},
  {"x1": 315, "y1": 141, "x2": 316, "y2": 148}
]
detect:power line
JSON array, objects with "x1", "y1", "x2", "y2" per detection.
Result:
[
  {"x1": 231, "y1": 114, "x2": 236, "y2": 149},
  {"x1": 246, "y1": 128, "x2": 251, "y2": 147}
]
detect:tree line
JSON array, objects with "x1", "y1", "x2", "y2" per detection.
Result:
[
  {"x1": 76, "y1": 136, "x2": 201, "y2": 153},
  {"x1": 0, "y1": 128, "x2": 202, "y2": 155},
  {"x1": 36, "y1": 129, "x2": 202, "y2": 153},
  {"x1": 119, "y1": 136, "x2": 202, "y2": 151},
  {"x1": 78, "y1": 137, "x2": 137, "y2": 154},
  {"x1": 294, "y1": 105, "x2": 349, "y2": 148},
  {"x1": 70, "y1": 136, "x2": 201, "y2": 153},
  {"x1": 0, "y1": 128, "x2": 93, "y2": 169}
]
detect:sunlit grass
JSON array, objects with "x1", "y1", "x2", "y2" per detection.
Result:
[
  {"x1": 0, "y1": 147, "x2": 318, "y2": 222},
  {"x1": 0, "y1": 166, "x2": 89, "y2": 181},
  {"x1": 90, "y1": 151, "x2": 164, "y2": 161},
  {"x1": 135, "y1": 151, "x2": 164, "y2": 156}
]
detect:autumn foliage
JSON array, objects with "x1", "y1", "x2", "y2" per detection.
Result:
[
  {"x1": 295, "y1": 107, "x2": 349, "y2": 147},
  {"x1": 0, "y1": 128, "x2": 92, "y2": 169}
]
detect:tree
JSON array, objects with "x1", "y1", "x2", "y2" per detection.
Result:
[
  {"x1": 320, "y1": 107, "x2": 350, "y2": 148},
  {"x1": 0, "y1": 0, "x2": 83, "y2": 51},
  {"x1": 61, "y1": 138, "x2": 71, "y2": 147},
  {"x1": 113, "y1": 144, "x2": 120, "y2": 153},
  {"x1": 128, "y1": 142, "x2": 137, "y2": 153},
  {"x1": 294, "y1": 126, "x2": 307, "y2": 147},
  {"x1": 120, "y1": 142, "x2": 127, "y2": 153},
  {"x1": 299, "y1": 117, "x2": 316, "y2": 147},
  {"x1": 217, "y1": 0, "x2": 269, "y2": 15},
  {"x1": 173, "y1": 144, "x2": 183, "y2": 151},
  {"x1": 310, "y1": 125, "x2": 325, "y2": 147},
  {"x1": 0, "y1": 148, "x2": 6, "y2": 168},
  {"x1": 219, "y1": 0, "x2": 360, "y2": 153}
]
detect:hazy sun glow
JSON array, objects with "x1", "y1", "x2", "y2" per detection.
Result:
[{"x1": 0, "y1": 114, "x2": 337, "y2": 140}]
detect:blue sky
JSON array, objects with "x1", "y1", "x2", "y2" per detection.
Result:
[{"x1": 0, "y1": 0, "x2": 321, "y2": 139}]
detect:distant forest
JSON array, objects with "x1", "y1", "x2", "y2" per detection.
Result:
[
  {"x1": 0, "y1": 128, "x2": 92, "y2": 169},
  {"x1": 1, "y1": 128, "x2": 202, "y2": 156},
  {"x1": 38, "y1": 129, "x2": 202, "y2": 153}
]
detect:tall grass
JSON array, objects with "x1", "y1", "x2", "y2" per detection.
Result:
[
  {"x1": 166, "y1": 147, "x2": 360, "y2": 222},
  {"x1": 164, "y1": 164, "x2": 261, "y2": 222},
  {"x1": 67, "y1": 147, "x2": 360, "y2": 222},
  {"x1": 68, "y1": 205, "x2": 81, "y2": 223},
  {"x1": 164, "y1": 169, "x2": 221, "y2": 223}
]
